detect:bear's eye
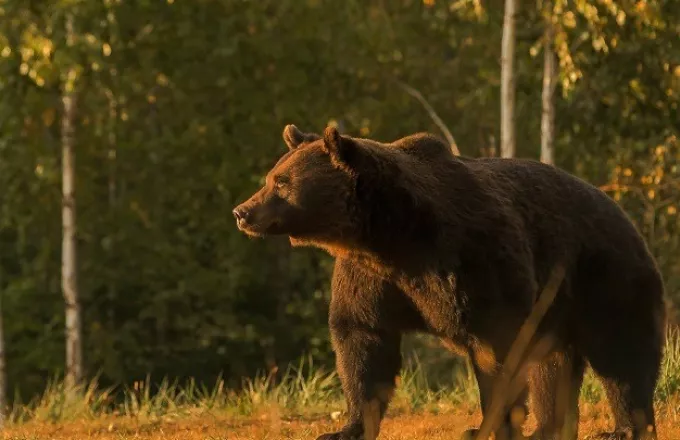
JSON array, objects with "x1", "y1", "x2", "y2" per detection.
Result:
[{"x1": 273, "y1": 175, "x2": 289, "y2": 190}]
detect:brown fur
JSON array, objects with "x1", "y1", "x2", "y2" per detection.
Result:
[{"x1": 233, "y1": 125, "x2": 667, "y2": 440}]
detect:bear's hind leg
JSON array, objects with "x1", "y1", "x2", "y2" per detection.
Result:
[
  {"x1": 594, "y1": 374, "x2": 657, "y2": 440},
  {"x1": 585, "y1": 332, "x2": 661, "y2": 440},
  {"x1": 575, "y1": 257, "x2": 665, "y2": 440},
  {"x1": 528, "y1": 349, "x2": 585, "y2": 440}
]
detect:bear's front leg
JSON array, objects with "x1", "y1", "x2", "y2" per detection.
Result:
[{"x1": 316, "y1": 323, "x2": 402, "y2": 440}]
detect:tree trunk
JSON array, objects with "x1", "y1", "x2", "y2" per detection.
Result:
[
  {"x1": 0, "y1": 284, "x2": 6, "y2": 426},
  {"x1": 395, "y1": 80, "x2": 459, "y2": 155},
  {"x1": 541, "y1": 6, "x2": 557, "y2": 165},
  {"x1": 500, "y1": 0, "x2": 517, "y2": 158},
  {"x1": 62, "y1": 74, "x2": 82, "y2": 391}
]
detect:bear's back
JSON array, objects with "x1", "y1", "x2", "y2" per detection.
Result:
[
  {"x1": 387, "y1": 133, "x2": 456, "y2": 162},
  {"x1": 466, "y1": 157, "x2": 654, "y2": 269},
  {"x1": 366, "y1": 134, "x2": 647, "y2": 264}
]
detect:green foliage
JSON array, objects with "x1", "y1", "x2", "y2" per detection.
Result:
[{"x1": 0, "y1": 0, "x2": 679, "y2": 403}]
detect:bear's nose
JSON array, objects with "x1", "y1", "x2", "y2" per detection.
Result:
[{"x1": 232, "y1": 206, "x2": 250, "y2": 225}]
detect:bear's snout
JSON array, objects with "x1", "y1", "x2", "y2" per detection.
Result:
[
  {"x1": 232, "y1": 205, "x2": 252, "y2": 230},
  {"x1": 232, "y1": 197, "x2": 280, "y2": 237}
]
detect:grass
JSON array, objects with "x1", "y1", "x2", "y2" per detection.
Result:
[{"x1": 2, "y1": 328, "x2": 680, "y2": 439}]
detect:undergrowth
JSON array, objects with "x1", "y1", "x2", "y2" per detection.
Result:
[{"x1": 6, "y1": 328, "x2": 680, "y2": 426}]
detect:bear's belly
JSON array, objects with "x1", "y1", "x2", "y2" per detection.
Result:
[{"x1": 396, "y1": 276, "x2": 468, "y2": 340}]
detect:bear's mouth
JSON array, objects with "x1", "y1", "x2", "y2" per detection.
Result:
[
  {"x1": 241, "y1": 227, "x2": 265, "y2": 238},
  {"x1": 236, "y1": 220, "x2": 266, "y2": 237},
  {"x1": 237, "y1": 219, "x2": 283, "y2": 238}
]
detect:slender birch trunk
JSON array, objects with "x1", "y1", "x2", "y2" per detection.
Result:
[
  {"x1": 62, "y1": 15, "x2": 82, "y2": 390},
  {"x1": 62, "y1": 86, "x2": 81, "y2": 390},
  {"x1": 501, "y1": 0, "x2": 517, "y2": 158},
  {"x1": 540, "y1": 5, "x2": 557, "y2": 165}
]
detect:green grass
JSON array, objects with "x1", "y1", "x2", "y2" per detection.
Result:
[{"x1": 5, "y1": 328, "x2": 680, "y2": 426}]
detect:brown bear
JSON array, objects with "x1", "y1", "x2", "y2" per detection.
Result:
[{"x1": 233, "y1": 124, "x2": 667, "y2": 440}]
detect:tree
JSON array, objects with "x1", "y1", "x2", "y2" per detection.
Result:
[
  {"x1": 540, "y1": 1, "x2": 557, "y2": 165},
  {"x1": 396, "y1": 80, "x2": 459, "y2": 155},
  {"x1": 61, "y1": 13, "x2": 82, "y2": 391},
  {"x1": 501, "y1": 0, "x2": 517, "y2": 158}
]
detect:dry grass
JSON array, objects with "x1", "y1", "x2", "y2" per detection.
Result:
[
  {"x1": 2, "y1": 401, "x2": 680, "y2": 440},
  {"x1": 2, "y1": 329, "x2": 679, "y2": 439}
]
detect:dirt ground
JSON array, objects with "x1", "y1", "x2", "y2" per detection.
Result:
[{"x1": 3, "y1": 403, "x2": 680, "y2": 439}]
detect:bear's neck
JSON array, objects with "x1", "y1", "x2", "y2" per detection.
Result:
[
  {"x1": 346, "y1": 158, "x2": 494, "y2": 271},
  {"x1": 340, "y1": 177, "x2": 443, "y2": 270},
  {"x1": 294, "y1": 157, "x2": 494, "y2": 273}
]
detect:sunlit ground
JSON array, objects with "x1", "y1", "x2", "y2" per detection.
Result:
[{"x1": 4, "y1": 401, "x2": 680, "y2": 440}]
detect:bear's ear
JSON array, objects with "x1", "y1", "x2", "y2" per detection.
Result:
[
  {"x1": 282, "y1": 124, "x2": 321, "y2": 150},
  {"x1": 322, "y1": 126, "x2": 359, "y2": 172},
  {"x1": 282, "y1": 124, "x2": 305, "y2": 150}
]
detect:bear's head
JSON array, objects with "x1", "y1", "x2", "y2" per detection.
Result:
[
  {"x1": 232, "y1": 124, "x2": 362, "y2": 251},
  {"x1": 233, "y1": 124, "x2": 440, "y2": 257}
]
